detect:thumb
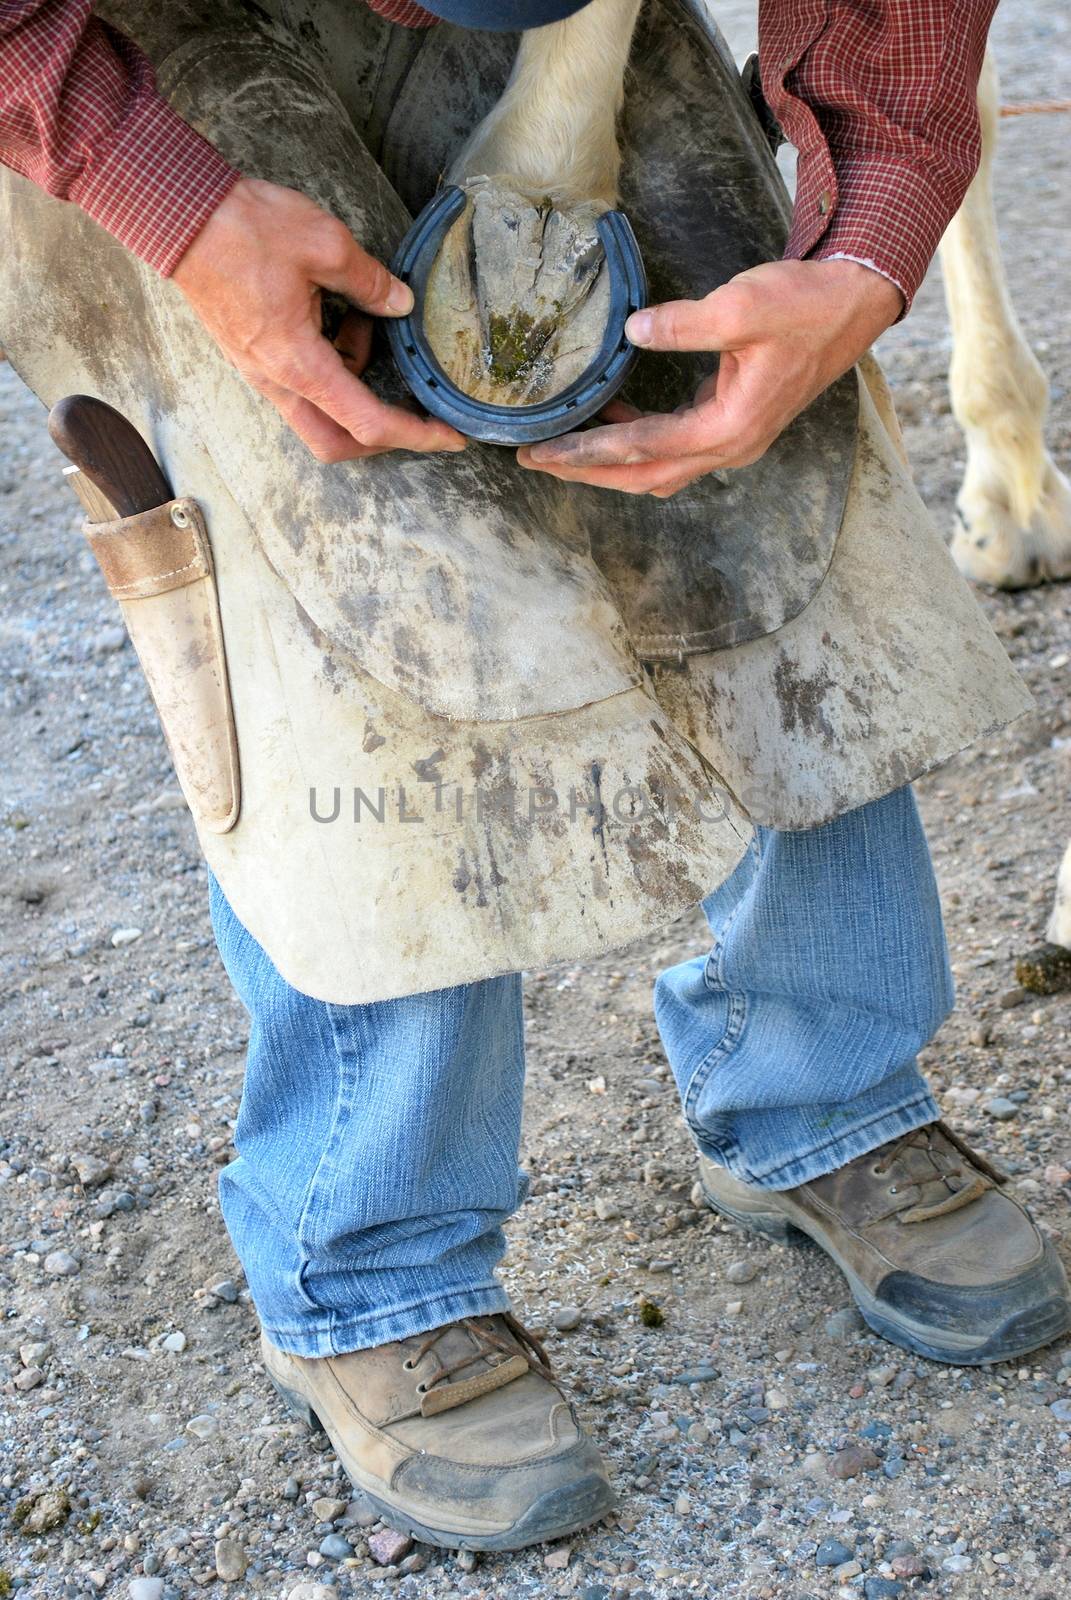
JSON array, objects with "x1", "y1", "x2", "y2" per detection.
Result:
[
  {"x1": 625, "y1": 282, "x2": 756, "y2": 354},
  {"x1": 318, "y1": 232, "x2": 414, "y2": 319}
]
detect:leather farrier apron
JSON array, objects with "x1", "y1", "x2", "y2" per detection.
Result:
[{"x1": 0, "y1": 0, "x2": 1031, "y2": 1000}]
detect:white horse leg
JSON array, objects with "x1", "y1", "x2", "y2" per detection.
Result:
[
  {"x1": 450, "y1": 0, "x2": 644, "y2": 203},
  {"x1": 939, "y1": 51, "x2": 1071, "y2": 588},
  {"x1": 1047, "y1": 840, "x2": 1071, "y2": 949}
]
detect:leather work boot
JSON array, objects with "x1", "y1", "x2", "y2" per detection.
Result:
[
  {"x1": 698, "y1": 1120, "x2": 1071, "y2": 1364},
  {"x1": 261, "y1": 1313, "x2": 615, "y2": 1550}
]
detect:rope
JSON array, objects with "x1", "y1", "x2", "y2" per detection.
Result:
[{"x1": 1000, "y1": 99, "x2": 1071, "y2": 117}]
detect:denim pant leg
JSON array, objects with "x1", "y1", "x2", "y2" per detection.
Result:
[
  {"x1": 209, "y1": 877, "x2": 523, "y2": 1356},
  {"x1": 655, "y1": 786, "x2": 952, "y2": 1190}
]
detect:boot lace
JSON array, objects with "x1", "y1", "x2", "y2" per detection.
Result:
[{"x1": 869, "y1": 1120, "x2": 1003, "y2": 1224}]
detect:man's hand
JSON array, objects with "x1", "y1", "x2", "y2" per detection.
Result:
[
  {"x1": 172, "y1": 178, "x2": 466, "y2": 463},
  {"x1": 517, "y1": 259, "x2": 902, "y2": 495}
]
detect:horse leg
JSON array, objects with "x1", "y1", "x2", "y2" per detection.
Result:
[
  {"x1": 939, "y1": 50, "x2": 1071, "y2": 588},
  {"x1": 450, "y1": 0, "x2": 644, "y2": 204}
]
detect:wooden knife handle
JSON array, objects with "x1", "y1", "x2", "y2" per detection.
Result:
[{"x1": 48, "y1": 395, "x2": 172, "y2": 519}]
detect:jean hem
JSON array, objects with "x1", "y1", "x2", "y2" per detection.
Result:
[
  {"x1": 260, "y1": 1283, "x2": 512, "y2": 1358},
  {"x1": 695, "y1": 1091, "x2": 941, "y2": 1191}
]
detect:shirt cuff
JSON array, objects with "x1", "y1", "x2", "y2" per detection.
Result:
[
  {"x1": 802, "y1": 154, "x2": 965, "y2": 315},
  {"x1": 69, "y1": 91, "x2": 241, "y2": 276}
]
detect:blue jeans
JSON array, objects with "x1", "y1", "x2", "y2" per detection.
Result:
[{"x1": 211, "y1": 785, "x2": 951, "y2": 1356}]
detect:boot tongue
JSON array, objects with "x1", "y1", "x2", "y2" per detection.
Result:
[{"x1": 883, "y1": 1129, "x2": 989, "y2": 1224}]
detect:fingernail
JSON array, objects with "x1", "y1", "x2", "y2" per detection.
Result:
[
  {"x1": 526, "y1": 443, "x2": 559, "y2": 464},
  {"x1": 625, "y1": 310, "x2": 653, "y2": 346},
  {"x1": 387, "y1": 278, "x2": 414, "y2": 315}
]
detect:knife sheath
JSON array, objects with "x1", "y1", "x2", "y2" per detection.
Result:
[{"x1": 78, "y1": 493, "x2": 241, "y2": 834}]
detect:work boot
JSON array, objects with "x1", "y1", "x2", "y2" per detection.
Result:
[
  {"x1": 698, "y1": 1120, "x2": 1071, "y2": 1364},
  {"x1": 261, "y1": 1313, "x2": 615, "y2": 1550}
]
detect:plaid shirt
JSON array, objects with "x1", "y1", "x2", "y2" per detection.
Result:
[{"x1": 0, "y1": 0, "x2": 996, "y2": 303}]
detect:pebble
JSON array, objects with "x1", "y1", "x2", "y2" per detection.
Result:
[
  {"x1": 282, "y1": 1477, "x2": 301, "y2": 1501},
  {"x1": 816, "y1": 1539, "x2": 854, "y2": 1568},
  {"x1": 595, "y1": 1196, "x2": 622, "y2": 1221},
  {"x1": 160, "y1": 1331, "x2": 187, "y2": 1353},
  {"x1": 310, "y1": 1497, "x2": 347, "y2": 1522},
  {"x1": 214, "y1": 1537, "x2": 247, "y2": 1582},
  {"x1": 544, "y1": 1547, "x2": 571, "y2": 1570},
  {"x1": 286, "y1": 1587, "x2": 336, "y2": 1600},
  {"x1": 185, "y1": 1413, "x2": 220, "y2": 1440},
  {"x1": 890, "y1": 1555, "x2": 927, "y2": 1577},
  {"x1": 985, "y1": 1097, "x2": 1019, "y2": 1120},
  {"x1": 674, "y1": 1365, "x2": 720, "y2": 1386},
  {"x1": 43, "y1": 1248, "x2": 80, "y2": 1276},
  {"x1": 111, "y1": 927, "x2": 143, "y2": 947},
  {"x1": 19, "y1": 1340, "x2": 51, "y2": 1367},
  {"x1": 1050, "y1": 1399, "x2": 1071, "y2": 1421},
  {"x1": 765, "y1": 1387, "x2": 791, "y2": 1410},
  {"x1": 70, "y1": 1153, "x2": 112, "y2": 1187},
  {"x1": 14, "y1": 1366, "x2": 43, "y2": 1391},
  {"x1": 725, "y1": 1259, "x2": 759, "y2": 1284},
  {"x1": 456, "y1": 1549, "x2": 478, "y2": 1573},
  {"x1": 868, "y1": 1363, "x2": 899, "y2": 1387},
  {"x1": 824, "y1": 1306, "x2": 864, "y2": 1338},
  {"x1": 942, "y1": 1554, "x2": 973, "y2": 1573},
  {"x1": 674, "y1": 1494, "x2": 692, "y2": 1516},
  {"x1": 128, "y1": 1581, "x2": 164, "y2": 1600},
  {"x1": 209, "y1": 1278, "x2": 240, "y2": 1303},
  {"x1": 367, "y1": 1528, "x2": 412, "y2": 1565},
  {"x1": 829, "y1": 1443, "x2": 880, "y2": 1479},
  {"x1": 318, "y1": 1533, "x2": 354, "y2": 1561},
  {"x1": 552, "y1": 1306, "x2": 584, "y2": 1331},
  {"x1": 998, "y1": 987, "x2": 1028, "y2": 1009},
  {"x1": 864, "y1": 1580, "x2": 904, "y2": 1599}
]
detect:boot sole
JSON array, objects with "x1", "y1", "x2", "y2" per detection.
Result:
[
  {"x1": 699, "y1": 1180, "x2": 1071, "y2": 1365},
  {"x1": 266, "y1": 1373, "x2": 617, "y2": 1552}
]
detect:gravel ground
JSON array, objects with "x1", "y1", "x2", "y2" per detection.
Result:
[{"x1": 1, "y1": 2, "x2": 1070, "y2": 1598}]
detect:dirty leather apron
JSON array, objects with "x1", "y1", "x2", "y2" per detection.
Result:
[{"x1": 0, "y1": 0, "x2": 1031, "y2": 1001}]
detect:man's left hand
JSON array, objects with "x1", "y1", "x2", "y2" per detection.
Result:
[{"x1": 517, "y1": 259, "x2": 902, "y2": 496}]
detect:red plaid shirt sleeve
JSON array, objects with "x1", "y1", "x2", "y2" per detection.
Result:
[
  {"x1": 0, "y1": 0, "x2": 242, "y2": 275},
  {"x1": 759, "y1": 0, "x2": 998, "y2": 311}
]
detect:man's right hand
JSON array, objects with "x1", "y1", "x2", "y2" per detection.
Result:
[{"x1": 171, "y1": 177, "x2": 466, "y2": 463}]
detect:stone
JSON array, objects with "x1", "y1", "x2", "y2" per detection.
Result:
[
  {"x1": 282, "y1": 1477, "x2": 301, "y2": 1501},
  {"x1": 128, "y1": 1581, "x2": 165, "y2": 1600},
  {"x1": 816, "y1": 1539, "x2": 854, "y2": 1568},
  {"x1": 864, "y1": 1581, "x2": 904, "y2": 1599},
  {"x1": 70, "y1": 1153, "x2": 112, "y2": 1187},
  {"x1": 544, "y1": 1547, "x2": 571, "y2": 1569},
  {"x1": 765, "y1": 1388, "x2": 791, "y2": 1410},
  {"x1": 942, "y1": 1554, "x2": 973, "y2": 1573},
  {"x1": 998, "y1": 987, "x2": 1028, "y2": 1010},
  {"x1": 110, "y1": 927, "x2": 143, "y2": 947},
  {"x1": 674, "y1": 1365, "x2": 720, "y2": 1386},
  {"x1": 318, "y1": 1533, "x2": 354, "y2": 1561},
  {"x1": 19, "y1": 1340, "x2": 51, "y2": 1367},
  {"x1": 368, "y1": 1528, "x2": 413, "y2": 1565},
  {"x1": 14, "y1": 1366, "x2": 43, "y2": 1391},
  {"x1": 214, "y1": 1537, "x2": 247, "y2": 1582},
  {"x1": 985, "y1": 1097, "x2": 1019, "y2": 1121},
  {"x1": 890, "y1": 1555, "x2": 927, "y2": 1578},
  {"x1": 310, "y1": 1497, "x2": 348, "y2": 1523},
  {"x1": 1050, "y1": 1399, "x2": 1071, "y2": 1422},
  {"x1": 552, "y1": 1306, "x2": 584, "y2": 1331},
  {"x1": 161, "y1": 1331, "x2": 187, "y2": 1353},
  {"x1": 674, "y1": 1493, "x2": 692, "y2": 1516},
  {"x1": 208, "y1": 1278, "x2": 240, "y2": 1303},
  {"x1": 868, "y1": 1363, "x2": 899, "y2": 1388},
  {"x1": 595, "y1": 1196, "x2": 622, "y2": 1221},
  {"x1": 43, "y1": 1248, "x2": 80, "y2": 1276},
  {"x1": 186, "y1": 1413, "x2": 220, "y2": 1440},
  {"x1": 286, "y1": 1587, "x2": 336, "y2": 1600},
  {"x1": 725, "y1": 1260, "x2": 759, "y2": 1284},
  {"x1": 824, "y1": 1306, "x2": 864, "y2": 1339},
  {"x1": 829, "y1": 1443, "x2": 880, "y2": 1479}
]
